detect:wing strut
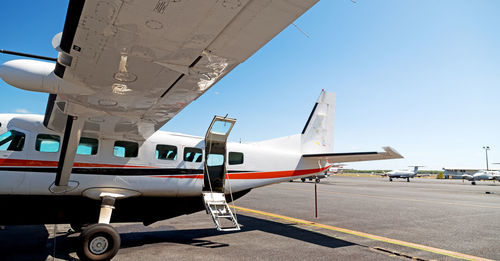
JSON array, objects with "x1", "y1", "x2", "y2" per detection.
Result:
[{"x1": 51, "y1": 115, "x2": 84, "y2": 193}]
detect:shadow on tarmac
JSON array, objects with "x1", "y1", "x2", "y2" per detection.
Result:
[{"x1": 0, "y1": 214, "x2": 354, "y2": 260}]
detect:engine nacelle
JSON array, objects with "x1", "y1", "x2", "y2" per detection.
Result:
[{"x1": 0, "y1": 59, "x2": 92, "y2": 95}]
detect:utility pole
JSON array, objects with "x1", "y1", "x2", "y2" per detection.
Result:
[{"x1": 483, "y1": 146, "x2": 490, "y2": 170}]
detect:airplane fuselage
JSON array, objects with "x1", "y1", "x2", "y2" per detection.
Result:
[{"x1": 0, "y1": 114, "x2": 327, "y2": 225}]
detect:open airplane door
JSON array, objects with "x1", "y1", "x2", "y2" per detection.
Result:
[
  {"x1": 203, "y1": 116, "x2": 236, "y2": 192},
  {"x1": 202, "y1": 116, "x2": 240, "y2": 231}
]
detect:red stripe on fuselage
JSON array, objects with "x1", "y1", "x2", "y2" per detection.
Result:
[
  {"x1": 0, "y1": 158, "x2": 330, "y2": 180},
  {"x1": 154, "y1": 166, "x2": 330, "y2": 180}
]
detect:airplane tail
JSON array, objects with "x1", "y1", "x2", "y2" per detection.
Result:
[{"x1": 301, "y1": 90, "x2": 335, "y2": 154}]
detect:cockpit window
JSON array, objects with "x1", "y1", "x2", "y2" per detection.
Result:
[
  {"x1": 36, "y1": 134, "x2": 60, "y2": 152},
  {"x1": 0, "y1": 130, "x2": 25, "y2": 151}
]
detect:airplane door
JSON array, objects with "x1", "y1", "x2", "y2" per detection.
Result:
[{"x1": 203, "y1": 116, "x2": 236, "y2": 193}]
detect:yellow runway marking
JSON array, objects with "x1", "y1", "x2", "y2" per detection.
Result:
[{"x1": 234, "y1": 206, "x2": 494, "y2": 261}]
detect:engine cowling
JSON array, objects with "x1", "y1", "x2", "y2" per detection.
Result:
[{"x1": 0, "y1": 59, "x2": 92, "y2": 95}]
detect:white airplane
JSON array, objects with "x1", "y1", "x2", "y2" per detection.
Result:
[
  {"x1": 386, "y1": 166, "x2": 422, "y2": 182},
  {"x1": 462, "y1": 170, "x2": 500, "y2": 185},
  {"x1": 0, "y1": 1, "x2": 403, "y2": 260}
]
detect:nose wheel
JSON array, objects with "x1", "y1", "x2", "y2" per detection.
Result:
[{"x1": 77, "y1": 223, "x2": 120, "y2": 261}]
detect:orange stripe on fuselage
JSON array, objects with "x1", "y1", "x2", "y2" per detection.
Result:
[
  {"x1": 154, "y1": 166, "x2": 330, "y2": 180},
  {"x1": 0, "y1": 158, "x2": 330, "y2": 180},
  {"x1": 226, "y1": 166, "x2": 330, "y2": 179}
]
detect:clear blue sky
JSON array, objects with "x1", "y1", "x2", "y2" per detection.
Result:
[{"x1": 1, "y1": 1, "x2": 499, "y2": 170}]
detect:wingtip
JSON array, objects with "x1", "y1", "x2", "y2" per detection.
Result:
[{"x1": 382, "y1": 146, "x2": 404, "y2": 159}]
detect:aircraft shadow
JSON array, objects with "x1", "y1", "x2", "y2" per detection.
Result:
[{"x1": 0, "y1": 214, "x2": 354, "y2": 260}]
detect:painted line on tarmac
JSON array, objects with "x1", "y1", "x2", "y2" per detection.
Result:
[{"x1": 234, "y1": 206, "x2": 493, "y2": 261}]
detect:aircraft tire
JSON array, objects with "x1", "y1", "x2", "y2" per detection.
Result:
[
  {"x1": 407, "y1": 178, "x2": 410, "y2": 182},
  {"x1": 77, "y1": 223, "x2": 121, "y2": 261},
  {"x1": 471, "y1": 181, "x2": 476, "y2": 185},
  {"x1": 389, "y1": 178, "x2": 392, "y2": 182},
  {"x1": 301, "y1": 178, "x2": 305, "y2": 182}
]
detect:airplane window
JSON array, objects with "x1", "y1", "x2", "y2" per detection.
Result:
[
  {"x1": 184, "y1": 147, "x2": 202, "y2": 162},
  {"x1": 156, "y1": 145, "x2": 177, "y2": 160},
  {"x1": 0, "y1": 130, "x2": 25, "y2": 151},
  {"x1": 228, "y1": 152, "x2": 244, "y2": 165},
  {"x1": 36, "y1": 134, "x2": 60, "y2": 152},
  {"x1": 207, "y1": 154, "x2": 224, "y2": 167},
  {"x1": 77, "y1": 137, "x2": 98, "y2": 155},
  {"x1": 210, "y1": 120, "x2": 233, "y2": 135},
  {"x1": 114, "y1": 141, "x2": 138, "y2": 158}
]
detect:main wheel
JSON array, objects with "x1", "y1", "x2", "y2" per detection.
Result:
[
  {"x1": 471, "y1": 181, "x2": 476, "y2": 185},
  {"x1": 389, "y1": 178, "x2": 393, "y2": 182},
  {"x1": 77, "y1": 223, "x2": 121, "y2": 261},
  {"x1": 301, "y1": 178, "x2": 305, "y2": 182},
  {"x1": 407, "y1": 177, "x2": 410, "y2": 182}
]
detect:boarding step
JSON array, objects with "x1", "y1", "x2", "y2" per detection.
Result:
[{"x1": 202, "y1": 192, "x2": 240, "y2": 232}]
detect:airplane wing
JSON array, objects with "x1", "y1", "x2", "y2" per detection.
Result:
[
  {"x1": 45, "y1": 0, "x2": 319, "y2": 140},
  {"x1": 302, "y1": 147, "x2": 404, "y2": 163}
]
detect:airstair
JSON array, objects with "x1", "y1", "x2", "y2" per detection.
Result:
[
  {"x1": 201, "y1": 116, "x2": 240, "y2": 232},
  {"x1": 203, "y1": 192, "x2": 240, "y2": 231}
]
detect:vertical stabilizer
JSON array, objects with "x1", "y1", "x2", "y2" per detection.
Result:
[{"x1": 301, "y1": 90, "x2": 335, "y2": 154}]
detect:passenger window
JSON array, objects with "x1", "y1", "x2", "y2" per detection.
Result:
[
  {"x1": 228, "y1": 152, "x2": 244, "y2": 165},
  {"x1": 207, "y1": 154, "x2": 224, "y2": 167},
  {"x1": 184, "y1": 147, "x2": 203, "y2": 162},
  {"x1": 0, "y1": 130, "x2": 25, "y2": 151},
  {"x1": 77, "y1": 137, "x2": 98, "y2": 155},
  {"x1": 114, "y1": 141, "x2": 138, "y2": 158},
  {"x1": 36, "y1": 134, "x2": 60, "y2": 152},
  {"x1": 156, "y1": 145, "x2": 177, "y2": 160}
]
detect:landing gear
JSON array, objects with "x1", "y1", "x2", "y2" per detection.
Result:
[
  {"x1": 77, "y1": 224, "x2": 120, "y2": 261},
  {"x1": 70, "y1": 221, "x2": 91, "y2": 232},
  {"x1": 301, "y1": 178, "x2": 306, "y2": 182},
  {"x1": 407, "y1": 177, "x2": 410, "y2": 182},
  {"x1": 389, "y1": 177, "x2": 393, "y2": 182},
  {"x1": 76, "y1": 196, "x2": 120, "y2": 261},
  {"x1": 471, "y1": 181, "x2": 476, "y2": 185}
]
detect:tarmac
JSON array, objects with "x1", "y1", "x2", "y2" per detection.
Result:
[{"x1": 1, "y1": 176, "x2": 500, "y2": 261}]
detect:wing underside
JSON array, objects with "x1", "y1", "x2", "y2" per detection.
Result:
[{"x1": 45, "y1": 0, "x2": 319, "y2": 140}]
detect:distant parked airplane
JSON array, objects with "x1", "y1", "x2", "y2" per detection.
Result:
[
  {"x1": 386, "y1": 166, "x2": 423, "y2": 182},
  {"x1": 462, "y1": 170, "x2": 500, "y2": 185}
]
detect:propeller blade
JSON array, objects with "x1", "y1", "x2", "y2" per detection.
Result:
[{"x1": 0, "y1": 49, "x2": 57, "y2": 62}]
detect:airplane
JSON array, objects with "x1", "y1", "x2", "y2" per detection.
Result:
[
  {"x1": 0, "y1": 1, "x2": 403, "y2": 260},
  {"x1": 297, "y1": 163, "x2": 344, "y2": 182},
  {"x1": 462, "y1": 170, "x2": 500, "y2": 185},
  {"x1": 386, "y1": 166, "x2": 422, "y2": 182}
]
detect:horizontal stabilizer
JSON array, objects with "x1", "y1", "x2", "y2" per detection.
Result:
[{"x1": 302, "y1": 147, "x2": 403, "y2": 163}]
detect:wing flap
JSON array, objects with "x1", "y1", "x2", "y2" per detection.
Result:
[{"x1": 302, "y1": 147, "x2": 404, "y2": 163}]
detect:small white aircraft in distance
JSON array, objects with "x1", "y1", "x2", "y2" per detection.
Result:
[
  {"x1": 386, "y1": 166, "x2": 423, "y2": 182},
  {"x1": 462, "y1": 170, "x2": 500, "y2": 185},
  {"x1": 0, "y1": 1, "x2": 403, "y2": 260}
]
